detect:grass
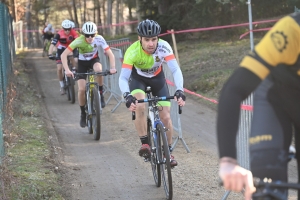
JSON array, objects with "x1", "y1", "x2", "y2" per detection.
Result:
[
  {"x1": 176, "y1": 36, "x2": 263, "y2": 109},
  {"x1": 1, "y1": 53, "x2": 65, "y2": 200}
]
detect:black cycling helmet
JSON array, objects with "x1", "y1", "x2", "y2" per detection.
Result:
[{"x1": 137, "y1": 19, "x2": 161, "y2": 37}]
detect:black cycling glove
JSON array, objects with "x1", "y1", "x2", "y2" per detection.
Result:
[
  {"x1": 123, "y1": 92, "x2": 136, "y2": 108},
  {"x1": 174, "y1": 90, "x2": 186, "y2": 101},
  {"x1": 48, "y1": 55, "x2": 55, "y2": 60}
]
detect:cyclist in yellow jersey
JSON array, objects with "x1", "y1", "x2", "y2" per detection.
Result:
[
  {"x1": 119, "y1": 19, "x2": 186, "y2": 167},
  {"x1": 217, "y1": 13, "x2": 300, "y2": 199}
]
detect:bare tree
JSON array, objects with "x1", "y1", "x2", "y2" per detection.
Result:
[
  {"x1": 72, "y1": 0, "x2": 79, "y2": 26},
  {"x1": 83, "y1": 0, "x2": 86, "y2": 22},
  {"x1": 106, "y1": 0, "x2": 112, "y2": 35},
  {"x1": 115, "y1": 0, "x2": 120, "y2": 35}
]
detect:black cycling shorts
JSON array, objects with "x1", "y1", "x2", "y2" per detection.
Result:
[
  {"x1": 129, "y1": 67, "x2": 170, "y2": 98},
  {"x1": 77, "y1": 57, "x2": 101, "y2": 80},
  {"x1": 44, "y1": 33, "x2": 54, "y2": 40}
]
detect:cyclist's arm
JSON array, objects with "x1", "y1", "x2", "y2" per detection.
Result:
[
  {"x1": 61, "y1": 48, "x2": 73, "y2": 73},
  {"x1": 105, "y1": 48, "x2": 116, "y2": 70},
  {"x1": 119, "y1": 66, "x2": 132, "y2": 94},
  {"x1": 48, "y1": 34, "x2": 60, "y2": 55},
  {"x1": 166, "y1": 59, "x2": 184, "y2": 91},
  {"x1": 217, "y1": 67, "x2": 261, "y2": 159}
]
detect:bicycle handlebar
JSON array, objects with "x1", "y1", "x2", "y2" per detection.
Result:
[
  {"x1": 219, "y1": 177, "x2": 300, "y2": 200},
  {"x1": 132, "y1": 96, "x2": 182, "y2": 120},
  {"x1": 74, "y1": 69, "x2": 113, "y2": 76}
]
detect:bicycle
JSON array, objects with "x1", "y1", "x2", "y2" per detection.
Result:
[
  {"x1": 74, "y1": 69, "x2": 112, "y2": 141},
  {"x1": 63, "y1": 55, "x2": 76, "y2": 104},
  {"x1": 132, "y1": 86, "x2": 182, "y2": 200},
  {"x1": 252, "y1": 148, "x2": 300, "y2": 200},
  {"x1": 219, "y1": 147, "x2": 300, "y2": 200}
]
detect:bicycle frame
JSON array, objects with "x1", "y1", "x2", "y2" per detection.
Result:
[
  {"x1": 74, "y1": 70, "x2": 112, "y2": 140},
  {"x1": 132, "y1": 86, "x2": 182, "y2": 200}
]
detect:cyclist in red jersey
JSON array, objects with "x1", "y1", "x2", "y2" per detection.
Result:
[{"x1": 48, "y1": 19, "x2": 79, "y2": 95}]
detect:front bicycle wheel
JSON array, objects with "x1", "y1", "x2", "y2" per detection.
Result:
[
  {"x1": 157, "y1": 123, "x2": 173, "y2": 200},
  {"x1": 87, "y1": 91, "x2": 93, "y2": 134},
  {"x1": 92, "y1": 87, "x2": 101, "y2": 140},
  {"x1": 67, "y1": 77, "x2": 75, "y2": 104},
  {"x1": 148, "y1": 117, "x2": 161, "y2": 187}
]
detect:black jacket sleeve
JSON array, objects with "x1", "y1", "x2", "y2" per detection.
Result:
[{"x1": 217, "y1": 67, "x2": 262, "y2": 159}]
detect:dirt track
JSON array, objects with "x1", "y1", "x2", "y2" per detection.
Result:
[{"x1": 24, "y1": 50, "x2": 297, "y2": 200}]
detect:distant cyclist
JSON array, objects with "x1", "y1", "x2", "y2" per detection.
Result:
[
  {"x1": 217, "y1": 12, "x2": 300, "y2": 200},
  {"x1": 119, "y1": 19, "x2": 186, "y2": 167},
  {"x1": 48, "y1": 19, "x2": 79, "y2": 95},
  {"x1": 43, "y1": 23, "x2": 55, "y2": 49},
  {"x1": 61, "y1": 21, "x2": 117, "y2": 127}
]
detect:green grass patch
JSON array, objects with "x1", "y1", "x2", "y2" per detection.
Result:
[{"x1": 1, "y1": 52, "x2": 64, "y2": 200}]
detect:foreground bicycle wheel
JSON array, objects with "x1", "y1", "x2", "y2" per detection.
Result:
[
  {"x1": 92, "y1": 87, "x2": 101, "y2": 140},
  {"x1": 67, "y1": 77, "x2": 75, "y2": 104},
  {"x1": 157, "y1": 123, "x2": 173, "y2": 200},
  {"x1": 148, "y1": 117, "x2": 161, "y2": 187},
  {"x1": 87, "y1": 92, "x2": 93, "y2": 134}
]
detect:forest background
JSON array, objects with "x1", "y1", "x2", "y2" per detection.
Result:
[{"x1": 2, "y1": 0, "x2": 300, "y2": 41}]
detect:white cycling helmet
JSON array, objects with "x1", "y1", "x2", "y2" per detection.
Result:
[
  {"x1": 82, "y1": 21, "x2": 97, "y2": 34},
  {"x1": 47, "y1": 23, "x2": 52, "y2": 29},
  {"x1": 61, "y1": 19, "x2": 72, "y2": 29},
  {"x1": 70, "y1": 21, "x2": 75, "y2": 28}
]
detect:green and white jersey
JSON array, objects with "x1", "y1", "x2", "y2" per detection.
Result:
[
  {"x1": 122, "y1": 39, "x2": 176, "y2": 78},
  {"x1": 67, "y1": 35, "x2": 110, "y2": 61}
]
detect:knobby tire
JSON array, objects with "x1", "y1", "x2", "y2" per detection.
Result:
[
  {"x1": 92, "y1": 87, "x2": 101, "y2": 140},
  {"x1": 148, "y1": 117, "x2": 161, "y2": 187},
  {"x1": 87, "y1": 90, "x2": 93, "y2": 134},
  {"x1": 157, "y1": 123, "x2": 173, "y2": 200}
]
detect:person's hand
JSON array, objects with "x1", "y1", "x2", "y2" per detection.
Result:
[
  {"x1": 219, "y1": 157, "x2": 256, "y2": 200},
  {"x1": 124, "y1": 93, "x2": 136, "y2": 111},
  {"x1": 110, "y1": 68, "x2": 117, "y2": 74},
  {"x1": 48, "y1": 55, "x2": 55, "y2": 60},
  {"x1": 64, "y1": 69, "x2": 74, "y2": 78},
  {"x1": 174, "y1": 90, "x2": 186, "y2": 106}
]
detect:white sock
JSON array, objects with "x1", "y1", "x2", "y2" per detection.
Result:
[{"x1": 60, "y1": 81, "x2": 64, "y2": 87}]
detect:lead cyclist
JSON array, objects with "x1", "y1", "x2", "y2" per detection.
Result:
[{"x1": 119, "y1": 19, "x2": 186, "y2": 167}]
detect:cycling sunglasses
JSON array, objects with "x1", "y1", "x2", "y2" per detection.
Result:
[
  {"x1": 85, "y1": 34, "x2": 95, "y2": 38},
  {"x1": 63, "y1": 28, "x2": 71, "y2": 31}
]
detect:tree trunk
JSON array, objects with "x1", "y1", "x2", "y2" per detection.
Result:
[
  {"x1": 120, "y1": 0, "x2": 124, "y2": 34},
  {"x1": 116, "y1": 0, "x2": 120, "y2": 35},
  {"x1": 97, "y1": 0, "x2": 102, "y2": 34},
  {"x1": 83, "y1": 0, "x2": 86, "y2": 22},
  {"x1": 135, "y1": 0, "x2": 141, "y2": 22},
  {"x1": 72, "y1": 0, "x2": 79, "y2": 27},
  {"x1": 106, "y1": 0, "x2": 112, "y2": 35},
  {"x1": 158, "y1": 0, "x2": 169, "y2": 15}
]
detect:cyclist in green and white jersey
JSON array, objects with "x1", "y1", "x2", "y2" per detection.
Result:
[
  {"x1": 119, "y1": 19, "x2": 186, "y2": 167},
  {"x1": 61, "y1": 21, "x2": 117, "y2": 128}
]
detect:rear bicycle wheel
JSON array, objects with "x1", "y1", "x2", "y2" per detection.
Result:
[
  {"x1": 92, "y1": 87, "x2": 101, "y2": 140},
  {"x1": 157, "y1": 123, "x2": 173, "y2": 200},
  {"x1": 148, "y1": 117, "x2": 161, "y2": 187}
]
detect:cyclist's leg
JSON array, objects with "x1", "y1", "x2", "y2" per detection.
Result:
[
  {"x1": 129, "y1": 76, "x2": 150, "y2": 156},
  {"x1": 77, "y1": 60, "x2": 90, "y2": 127},
  {"x1": 92, "y1": 58, "x2": 106, "y2": 107},
  {"x1": 250, "y1": 77, "x2": 292, "y2": 198},
  {"x1": 72, "y1": 48, "x2": 79, "y2": 70},
  {"x1": 56, "y1": 48, "x2": 66, "y2": 94}
]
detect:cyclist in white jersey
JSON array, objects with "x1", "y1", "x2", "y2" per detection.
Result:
[
  {"x1": 119, "y1": 19, "x2": 186, "y2": 167},
  {"x1": 61, "y1": 21, "x2": 116, "y2": 128}
]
